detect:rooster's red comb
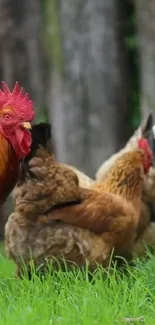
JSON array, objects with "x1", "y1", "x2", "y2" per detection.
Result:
[{"x1": 0, "y1": 81, "x2": 34, "y2": 121}]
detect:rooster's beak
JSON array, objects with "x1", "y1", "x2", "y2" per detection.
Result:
[{"x1": 22, "y1": 122, "x2": 31, "y2": 130}]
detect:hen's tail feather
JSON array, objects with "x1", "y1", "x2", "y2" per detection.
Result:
[{"x1": 30, "y1": 123, "x2": 52, "y2": 157}]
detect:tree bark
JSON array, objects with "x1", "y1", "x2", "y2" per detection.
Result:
[
  {"x1": 48, "y1": 0, "x2": 132, "y2": 176},
  {"x1": 0, "y1": 0, "x2": 45, "y2": 120},
  {"x1": 136, "y1": 0, "x2": 155, "y2": 118}
]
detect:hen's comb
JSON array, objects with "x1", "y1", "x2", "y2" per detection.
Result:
[
  {"x1": 138, "y1": 138, "x2": 153, "y2": 161},
  {"x1": 0, "y1": 81, "x2": 34, "y2": 121}
]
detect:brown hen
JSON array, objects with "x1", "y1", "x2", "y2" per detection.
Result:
[{"x1": 95, "y1": 114, "x2": 155, "y2": 256}]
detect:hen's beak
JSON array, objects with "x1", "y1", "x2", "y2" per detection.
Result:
[{"x1": 22, "y1": 122, "x2": 31, "y2": 130}]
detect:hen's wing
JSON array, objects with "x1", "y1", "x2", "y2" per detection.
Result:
[
  {"x1": 15, "y1": 162, "x2": 136, "y2": 235},
  {"x1": 15, "y1": 149, "x2": 83, "y2": 219},
  {"x1": 20, "y1": 150, "x2": 137, "y2": 235},
  {"x1": 36, "y1": 190, "x2": 136, "y2": 236}
]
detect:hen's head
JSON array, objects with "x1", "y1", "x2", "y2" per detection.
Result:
[
  {"x1": 138, "y1": 138, "x2": 153, "y2": 173},
  {"x1": 0, "y1": 81, "x2": 34, "y2": 160}
]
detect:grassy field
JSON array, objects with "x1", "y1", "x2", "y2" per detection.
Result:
[{"x1": 0, "y1": 249, "x2": 155, "y2": 325}]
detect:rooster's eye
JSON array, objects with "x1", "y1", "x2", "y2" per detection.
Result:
[{"x1": 4, "y1": 113, "x2": 11, "y2": 120}]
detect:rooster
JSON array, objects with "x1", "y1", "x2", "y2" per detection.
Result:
[
  {"x1": 0, "y1": 81, "x2": 34, "y2": 207},
  {"x1": 5, "y1": 123, "x2": 153, "y2": 276}
]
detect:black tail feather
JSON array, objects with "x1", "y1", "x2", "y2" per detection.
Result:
[
  {"x1": 30, "y1": 123, "x2": 52, "y2": 157},
  {"x1": 21, "y1": 122, "x2": 52, "y2": 176}
]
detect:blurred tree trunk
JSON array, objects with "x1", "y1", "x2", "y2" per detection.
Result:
[
  {"x1": 136, "y1": 0, "x2": 155, "y2": 118},
  {"x1": 0, "y1": 0, "x2": 45, "y2": 120},
  {"x1": 47, "y1": 0, "x2": 132, "y2": 176}
]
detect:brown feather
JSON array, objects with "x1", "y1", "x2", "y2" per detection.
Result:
[{"x1": 0, "y1": 134, "x2": 19, "y2": 206}]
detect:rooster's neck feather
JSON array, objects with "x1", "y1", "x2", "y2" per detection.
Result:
[{"x1": 0, "y1": 133, "x2": 19, "y2": 205}]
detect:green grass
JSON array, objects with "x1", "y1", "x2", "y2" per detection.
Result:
[{"x1": 0, "y1": 251, "x2": 155, "y2": 325}]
